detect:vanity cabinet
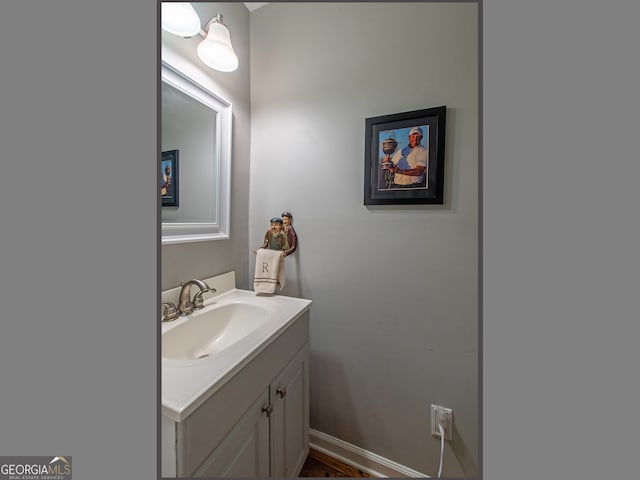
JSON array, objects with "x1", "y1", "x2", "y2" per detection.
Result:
[{"x1": 163, "y1": 311, "x2": 309, "y2": 478}]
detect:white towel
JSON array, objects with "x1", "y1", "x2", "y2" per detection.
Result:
[{"x1": 254, "y1": 248, "x2": 286, "y2": 294}]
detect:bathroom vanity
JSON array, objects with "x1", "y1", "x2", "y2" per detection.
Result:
[{"x1": 161, "y1": 272, "x2": 311, "y2": 478}]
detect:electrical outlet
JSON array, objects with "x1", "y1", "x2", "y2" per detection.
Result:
[{"x1": 430, "y1": 404, "x2": 453, "y2": 440}]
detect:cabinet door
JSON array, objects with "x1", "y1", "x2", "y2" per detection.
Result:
[
  {"x1": 193, "y1": 389, "x2": 270, "y2": 478},
  {"x1": 270, "y1": 344, "x2": 310, "y2": 477}
]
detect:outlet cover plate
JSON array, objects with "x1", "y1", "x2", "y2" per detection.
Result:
[{"x1": 431, "y1": 404, "x2": 453, "y2": 440}]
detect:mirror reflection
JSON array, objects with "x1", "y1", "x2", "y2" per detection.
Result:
[{"x1": 162, "y1": 82, "x2": 218, "y2": 223}]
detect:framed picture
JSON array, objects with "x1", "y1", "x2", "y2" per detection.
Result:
[
  {"x1": 161, "y1": 149, "x2": 179, "y2": 207},
  {"x1": 364, "y1": 106, "x2": 446, "y2": 205}
]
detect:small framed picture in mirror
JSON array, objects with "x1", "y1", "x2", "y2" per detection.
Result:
[{"x1": 161, "y1": 149, "x2": 179, "y2": 207}]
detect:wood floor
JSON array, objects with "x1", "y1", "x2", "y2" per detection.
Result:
[{"x1": 299, "y1": 448, "x2": 371, "y2": 477}]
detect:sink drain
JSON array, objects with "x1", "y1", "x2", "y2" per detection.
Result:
[{"x1": 196, "y1": 353, "x2": 210, "y2": 359}]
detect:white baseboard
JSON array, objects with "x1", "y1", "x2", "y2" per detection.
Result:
[{"x1": 309, "y1": 429, "x2": 430, "y2": 478}]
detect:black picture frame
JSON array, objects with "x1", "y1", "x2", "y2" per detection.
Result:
[
  {"x1": 364, "y1": 106, "x2": 446, "y2": 205},
  {"x1": 161, "y1": 149, "x2": 179, "y2": 207}
]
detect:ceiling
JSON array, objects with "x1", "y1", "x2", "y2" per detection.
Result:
[{"x1": 244, "y1": 3, "x2": 269, "y2": 12}]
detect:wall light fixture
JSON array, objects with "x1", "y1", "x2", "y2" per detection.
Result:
[{"x1": 161, "y1": 3, "x2": 239, "y2": 73}]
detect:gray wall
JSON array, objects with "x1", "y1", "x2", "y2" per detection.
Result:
[
  {"x1": 250, "y1": 3, "x2": 478, "y2": 477},
  {"x1": 161, "y1": 2, "x2": 252, "y2": 290}
]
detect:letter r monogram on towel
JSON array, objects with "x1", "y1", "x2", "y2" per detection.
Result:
[{"x1": 262, "y1": 262, "x2": 269, "y2": 273}]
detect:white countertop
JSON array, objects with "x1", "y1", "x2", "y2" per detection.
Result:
[{"x1": 161, "y1": 287, "x2": 311, "y2": 422}]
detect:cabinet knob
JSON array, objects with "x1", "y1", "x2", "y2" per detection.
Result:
[
  {"x1": 276, "y1": 387, "x2": 287, "y2": 398},
  {"x1": 262, "y1": 403, "x2": 273, "y2": 417}
]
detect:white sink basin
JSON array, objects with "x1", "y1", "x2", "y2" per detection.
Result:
[
  {"x1": 162, "y1": 302, "x2": 270, "y2": 363},
  {"x1": 161, "y1": 282, "x2": 313, "y2": 421}
]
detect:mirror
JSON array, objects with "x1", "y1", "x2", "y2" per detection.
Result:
[{"x1": 161, "y1": 57, "x2": 232, "y2": 244}]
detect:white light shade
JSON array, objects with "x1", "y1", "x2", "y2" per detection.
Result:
[
  {"x1": 197, "y1": 19, "x2": 239, "y2": 72},
  {"x1": 161, "y1": 3, "x2": 201, "y2": 37}
]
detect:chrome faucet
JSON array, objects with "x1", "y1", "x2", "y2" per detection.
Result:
[{"x1": 177, "y1": 279, "x2": 215, "y2": 315}]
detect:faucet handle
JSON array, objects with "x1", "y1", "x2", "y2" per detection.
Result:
[
  {"x1": 192, "y1": 293, "x2": 204, "y2": 310},
  {"x1": 193, "y1": 287, "x2": 217, "y2": 309},
  {"x1": 161, "y1": 301, "x2": 178, "y2": 322}
]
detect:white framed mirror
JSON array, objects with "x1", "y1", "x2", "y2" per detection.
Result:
[{"x1": 161, "y1": 54, "x2": 232, "y2": 244}]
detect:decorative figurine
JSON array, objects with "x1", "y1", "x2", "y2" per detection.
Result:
[
  {"x1": 281, "y1": 211, "x2": 297, "y2": 256},
  {"x1": 254, "y1": 217, "x2": 289, "y2": 256}
]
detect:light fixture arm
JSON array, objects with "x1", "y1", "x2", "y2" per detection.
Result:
[
  {"x1": 194, "y1": 13, "x2": 225, "y2": 39},
  {"x1": 206, "y1": 13, "x2": 225, "y2": 29}
]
